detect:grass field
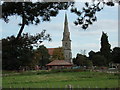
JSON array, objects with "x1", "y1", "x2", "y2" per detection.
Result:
[{"x1": 2, "y1": 70, "x2": 119, "y2": 88}]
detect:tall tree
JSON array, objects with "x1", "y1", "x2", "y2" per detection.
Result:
[
  {"x1": 2, "y1": 1, "x2": 74, "y2": 39},
  {"x1": 100, "y1": 32, "x2": 111, "y2": 65},
  {"x1": 2, "y1": 31, "x2": 51, "y2": 70}
]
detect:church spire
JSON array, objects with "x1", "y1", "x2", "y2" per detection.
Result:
[
  {"x1": 62, "y1": 13, "x2": 71, "y2": 41},
  {"x1": 64, "y1": 13, "x2": 69, "y2": 33},
  {"x1": 62, "y1": 13, "x2": 72, "y2": 63},
  {"x1": 65, "y1": 13, "x2": 68, "y2": 25}
]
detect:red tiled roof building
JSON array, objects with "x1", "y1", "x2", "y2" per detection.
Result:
[
  {"x1": 46, "y1": 60, "x2": 73, "y2": 70},
  {"x1": 47, "y1": 48, "x2": 55, "y2": 56}
]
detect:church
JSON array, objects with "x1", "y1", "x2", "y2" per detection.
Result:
[{"x1": 46, "y1": 13, "x2": 73, "y2": 69}]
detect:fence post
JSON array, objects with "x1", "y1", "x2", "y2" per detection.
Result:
[{"x1": 66, "y1": 85, "x2": 73, "y2": 90}]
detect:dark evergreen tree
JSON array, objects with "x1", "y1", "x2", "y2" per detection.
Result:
[{"x1": 100, "y1": 32, "x2": 111, "y2": 65}]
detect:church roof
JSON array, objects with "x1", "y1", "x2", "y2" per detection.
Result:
[
  {"x1": 47, "y1": 48, "x2": 55, "y2": 56},
  {"x1": 46, "y1": 60, "x2": 73, "y2": 66}
]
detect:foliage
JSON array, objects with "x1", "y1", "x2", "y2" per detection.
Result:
[
  {"x1": 88, "y1": 32, "x2": 119, "y2": 66},
  {"x1": 2, "y1": 2, "x2": 74, "y2": 39},
  {"x1": 92, "y1": 54, "x2": 106, "y2": 66},
  {"x1": 84, "y1": 60, "x2": 93, "y2": 67},
  {"x1": 51, "y1": 47, "x2": 65, "y2": 61},
  {"x1": 71, "y1": 0, "x2": 120, "y2": 29},
  {"x1": 2, "y1": 35, "x2": 33, "y2": 70},
  {"x1": 100, "y1": 32, "x2": 111, "y2": 65},
  {"x1": 88, "y1": 50, "x2": 108, "y2": 66},
  {"x1": 88, "y1": 50, "x2": 96, "y2": 60},
  {"x1": 2, "y1": 31, "x2": 51, "y2": 70},
  {"x1": 36, "y1": 45, "x2": 50, "y2": 66},
  {"x1": 111, "y1": 47, "x2": 120, "y2": 63},
  {"x1": 73, "y1": 53, "x2": 92, "y2": 67}
]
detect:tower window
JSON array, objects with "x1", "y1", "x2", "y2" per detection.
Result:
[
  {"x1": 69, "y1": 52, "x2": 71, "y2": 57},
  {"x1": 65, "y1": 43, "x2": 67, "y2": 47}
]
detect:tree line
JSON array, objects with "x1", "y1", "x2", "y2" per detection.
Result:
[
  {"x1": 2, "y1": 32, "x2": 65, "y2": 70},
  {"x1": 2, "y1": 31, "x2": 50, "y2": 70},
  {"x1": 73, "y1": 32, "x2": 120, "y2": 67},
  {"x1": 2, "y1": 31, "x2": 120, "y2": 70}
]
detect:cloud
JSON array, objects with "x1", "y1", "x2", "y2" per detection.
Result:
[
  {"x1": 75, "y1": 0, "x2": 92, "y2": 2},
  {"x1": 42, "y1": 41, "x2": 62, "y2": 48}
]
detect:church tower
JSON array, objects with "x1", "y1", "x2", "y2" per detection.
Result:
[{"x1": 62, "y1": 13, "x2": 72, "y2": 63}]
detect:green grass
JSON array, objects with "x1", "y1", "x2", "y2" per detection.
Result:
[{"x1": 2, "y1": 70, "x2": 119, "y2": 88}]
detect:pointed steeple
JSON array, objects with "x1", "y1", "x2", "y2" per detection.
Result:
[
  {"x1": 62, "y1": 13, "x2": 71, "y2": 41},
  {"x1": 65, "y1": 13, "x2": 68, "y2": 25},
  {"x1": 64, "y1": 13, "x2": 69, "y2": 33}
]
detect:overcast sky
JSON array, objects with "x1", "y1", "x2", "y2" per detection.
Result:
[{"x1": 1, "y1": 1, "x2": 118, "y2": 57}]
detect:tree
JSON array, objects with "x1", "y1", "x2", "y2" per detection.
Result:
[
  {"x1": 92, "y1": 54, "x2": 106, "y2": 66},
  {"x1": 84, "y1": 60, "x2": 93, "y2": 67},
  {"x1": 100, "y1": 32, "x2": 111, "y2": 65},
  {"x1": 73, "y1": 57, "x2": 76, "y2": 65},
  {"x1": 2, "y1": 1, "x2": 74, "y2": 39},
  {"x1": 51, "y1": 47, "x2": 64, "y2": 61},
  {"x1": 2, "y1": 35, "x2": 32, "y2": 70},
  {"x1": 73, "y1": 53, "x2": 92, "y2": 67},
  {"x1": 36, "y1": 45, "x2": 50, "y2": 67},
  {"x1": 2, "y1": 31, "x2": 51, "y2": 70},
  {"x1": 88, "y1": 50, "x2": 96, "y2": 60},
  {"x1": 111, "y1": 47, "x2": 120, "y2": 63}
]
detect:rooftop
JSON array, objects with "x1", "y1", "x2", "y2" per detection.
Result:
[{"x1": 46, "y1": 60, "x2": 73, "y2": 66}]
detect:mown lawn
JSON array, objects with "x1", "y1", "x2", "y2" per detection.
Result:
[{"x1": 2, "y1": 70, "x2": 119, "y2": 88}]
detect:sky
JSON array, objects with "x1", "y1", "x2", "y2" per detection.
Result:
[{"x1": 1, "y1": 1, "x2": 118, "y2": 57}]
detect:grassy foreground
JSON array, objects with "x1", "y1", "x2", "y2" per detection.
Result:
[{"x1": 2, "y1": 70, "x2": 119, "y2": 88}]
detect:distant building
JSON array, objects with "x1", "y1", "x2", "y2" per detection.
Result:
[
  {"x1": 47, "y1": 48, "x2": 55, "y2": 57},
  {"x1": 47, "y1": 47, "x2": 64, "y2": 60},
  {"x1": 46, "y1": 60, "x2": 73, "y2": 70}
]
